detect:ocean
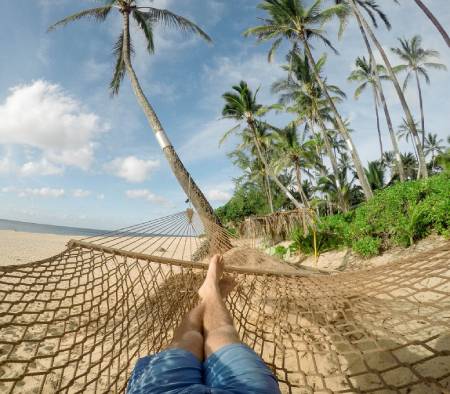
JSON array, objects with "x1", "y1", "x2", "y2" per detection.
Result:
[{"x1": 0, "y1": 218, "x2": 107, "y2": 237}]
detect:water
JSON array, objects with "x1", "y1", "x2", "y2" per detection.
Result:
[{"x1": 0, "y1": 218, "x2": 108, "y2": 237}]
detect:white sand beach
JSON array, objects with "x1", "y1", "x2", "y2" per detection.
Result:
[{"x1": 0, "y1": 230, "x2": 80, "y2": 266}]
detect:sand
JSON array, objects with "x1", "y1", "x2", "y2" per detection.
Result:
[{"x1": 0, "y1": 230, "x2": 80, "y2": 266}]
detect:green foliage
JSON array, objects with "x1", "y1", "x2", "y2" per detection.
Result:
[
  {"x1": 290, "y1": 174, "x2": 449, "y2": 257},
  {"x1": 352, "y1": 237, "x2": 381, "y2": 258},
  {"x1": 273, "y1": 245, "x2": 288, "y2": 259}
]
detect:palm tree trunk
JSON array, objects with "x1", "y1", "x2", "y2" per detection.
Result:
[
  {"x1": 302, "y1": 40, "x2": 374, "y2": 200},
  {"x1": 264, "y1": 170, "x2": 274, "y2": 213},
  {"x1": 414, "y1": 0, "x2": 450, "y2": 47},
  {"x1": 247, "y1": 118, "x2": 303, "y2": 209},
  {"x1": 315, "y1": 116, "x2": 346, "y2": 212},
  {"x1": 372, "y1": 88, "x2": 384, "y2": 160},
  {"x1": 121, "y1": 12, "x2": 223, "y2": 231},
  {"x1": 352, "y1": 10, "x2": 405, "y2": 181},
  {"x1": 415, "y1": 71, "x2": 426, "y2": 146},
  {"x1": 350, "y1": 0, "x2": 428, "y2": 179},
  {"x1": 294, "y1": 162, "x2": 310, "y2": 208}
]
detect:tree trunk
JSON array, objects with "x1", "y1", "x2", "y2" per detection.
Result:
[
  {"x1": 415, "y1": 71, "x2": 426, "y2": 146},
  {"x1": 264, "y1": 169, "x2": 274, "y2": 213},
  {"x1": 351, "y1": 0, "x2": 428, "y2": 179},
  {"x1": 302, "y1": 40, "x2": 374, "y2": 200},
  {"x1": 294, "y1": 162, "x2": 310, "y2": 208},
  {"x1": 414, "y1": 0, "x2": 450, "y2": 47},
  {"x1": 352, "y1": 10, "x2": 405, "y2": 181},
  {"x1": 372, "y1": 88, "x2": 384, "y2": 160},
  {"x1": 315, "y1": 116, "x2": 346, "y2": 212},
  {"x1": 121, "y1": 12, "x2": 223, "y2": 232},
  {"x1": 247, "y1": 117, "x2": 303, "y2": 209}
]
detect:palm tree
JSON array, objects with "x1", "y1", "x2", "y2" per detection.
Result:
[
  {"x1": 339, "y1": 0, "x2": 427, "y2": 179},
  {"x1": 48, "y1": 0, "x2": 223, "y2": 226},
  {"x1": 391, "y1": 35, "x2": 447, "y2": 145},
  {"x1": 424, "y1": 133, "x2": 445, "y2": 168},
  {"x1": 335, "y1": 0, "x2": 405, "y2": 182},
  {"x1": 401, "y1": 152, "x2": 419, "y2": 180},
  {"x1": 274, "y1": 124, "x2": 314, "y2": 208},
  {"x1": 397, "y1": 117, "x2": 421, "y2": 161},
  {"x1": 413, "y1": 0, "x2": 450, "y2": 47},
  {"x1": 348, "y1": 56, "x2": 391, "y2": 160},
  {"x1": 221, "y1": 81, "x2": 303, "y2": 208},
  {"x1": 272, "y1": 52, "x2": 346, "y2": 201},
  {"x1": 244, "y1": 0, "x2": 374, "y2": 200},
  {"x1": 364, "y1": 160, "x2": 385, "y2": 191}
]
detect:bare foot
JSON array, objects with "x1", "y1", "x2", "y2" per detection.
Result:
[
  {"x1": 198, "y1": 254, "x2": 224, "y2": 301},
  {"x1": 219, "y1": 276, "x2": 236, "y2": 299}
]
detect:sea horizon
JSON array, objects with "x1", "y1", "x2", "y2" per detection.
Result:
[{"x1": 0, "y1": 218, "x2": 108, "y2": 237}]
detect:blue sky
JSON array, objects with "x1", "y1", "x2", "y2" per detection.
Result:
[{"x1": 0, "y1": 0, "x2": 448, "y2": 230}]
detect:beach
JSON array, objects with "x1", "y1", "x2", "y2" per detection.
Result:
[{"x1": 0, "y1": 230, "x2": 79, "y2": 266}]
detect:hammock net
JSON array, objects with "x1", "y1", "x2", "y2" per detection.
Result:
[{"x1": 0, "y1": 209, "x2": 449, "y2": 393}]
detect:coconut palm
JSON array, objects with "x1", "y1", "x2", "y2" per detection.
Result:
[
  {"x1": 245, "y1": 0, "x2": 374, "y2": 200},
  {"x1": 391, "y1": 35, "x2": 447, "y2": 145},
  {"x1": 273, "y1": 124, "x2": 315, "y2": 208},
  {"x1": 397, "y1": 117, "x2": 421, "y2": 161},
  {"x1": 48, "y1": 0, "x2": 223, "y2": 225},
  {"x1": 401, "y1": 152, "x2": 419, "y2": 180},
  {"x1": 413, "y1": 0, "x2": 450, "y2": 47},
  {"x1": 340, "y1": 0, "x2": 428, "y2": 179},
  {"x1": 221, "y1": 81, "x2": 303, "y2": 208},
  {"x1": 272, "y1": 52, "x2": 345, "y2": 196},
  {"x1": 348, "y1": 56, "x2": 391, "y2": 160},
  {"x1": 424, "y1": 133, "x2": 445, "y2": 168},
  {"x1": 364, "y1": 160, "x2": 385, "y2": 191}
]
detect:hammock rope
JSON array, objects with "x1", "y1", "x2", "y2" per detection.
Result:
[{"x1": 0, "y1": 210, "x2": 449, "y2": 393}]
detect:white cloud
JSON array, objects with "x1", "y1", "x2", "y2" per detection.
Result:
[
  {"x1": 19, "y1": 158, "x2": 63, "y2": 177},
  {"x1": 1, "y1": 186, "x2": 65, "y2": 198},
  {"x1": 0, "y1": 155, "x2": 16, "y2": 175},
  {"x1": 72, "y1": 189, "x2": 91, "y2": 198},
  {"x1": 206, "y1": 189, "x2": 232, "y2": 202},
  {"x1": 0, "y1": 80, "x2": 108, "y2": 170},
  {"x1": 126, "y1": 189, "x2": 168, "y2": 205},
  {"x1": 105, "y1": 156, "x2": 160, "y2": 183}
]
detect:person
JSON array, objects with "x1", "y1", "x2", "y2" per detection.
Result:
[{"x1": 127, "y1": 254, "x2": 281, "y2": 393}]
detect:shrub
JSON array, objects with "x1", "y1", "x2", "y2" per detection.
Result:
[
  {"x1": 352, "y1": 236, "x2": 381, "y2": 258},
  {"x1": 273, "y1": 245, "x2": 288, "y2": 259}
]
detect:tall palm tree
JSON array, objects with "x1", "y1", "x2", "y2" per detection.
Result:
[
  {"x1": 424, "y1": 133, "x2": 445, "y2": 168},
  {"x1": 244, "y1": 0, "x2": 374, "y2": 200},
  {"x1": 348, "y1": 56, "x2": 391, "y2": 160},
  {"x1": 273, "y1": 124, "x2": 315, "y2": 208},
  {"x1": 391, "y1": 35, "x2": 447, "y2": 145},
  {"x1": 48, "y1": 0, "x2": 222, "y2": 226},
  {"x1": 346, "y1": 0, "x2": 428, "y2": 179},
  {"x1": 335, "y1": 0, "x2": 405, "y2": 181},
  {"x1": 273, "y1": 53, "x2": 345, "y2": 184},
  {"x1": 413, "y1": 0, "x2": 450, "y2": 47},
  {"x1": 221, "y1": 81, "x2": 303, "y2": 208},
  {"x1": 397, "y1": 117, "x2": 421, "y2": 161}
]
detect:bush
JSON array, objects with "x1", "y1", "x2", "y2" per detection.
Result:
[
  {"x1": 290, "y1": 174, "x2": 449, "y2": 257},
  {"x1": 352, "y1": 236, "x2": 381, "y2": 258},
  {"x1": 273, "y1": 245, "x2": 288, "y2": 259}
]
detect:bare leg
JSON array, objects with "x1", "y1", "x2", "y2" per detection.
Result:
[
  {"x1": 198, "y1": 255, "x2": 240, "y2": 358},
  {"x1": 166, "y1": 302, "x2": 205, "y2": 361}
]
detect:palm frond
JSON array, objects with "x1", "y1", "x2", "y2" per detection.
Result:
[
  {"x1": 48, "y1": 6, "x2": 113, "y2": 32},
  {"x1": 132, "y1": 10, "x2": 155, "y2": 53},
  {"x1": 136, "y1": 7, "x2": 212, "y2": 43}
]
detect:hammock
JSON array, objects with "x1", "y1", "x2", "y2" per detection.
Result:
[{"x1": 0, "y1": 210, "x2": 449, "y2": 393}]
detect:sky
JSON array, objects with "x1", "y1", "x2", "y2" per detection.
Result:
[{"x1": 0, "y1": 0, "x2": 448, "y2": 230}]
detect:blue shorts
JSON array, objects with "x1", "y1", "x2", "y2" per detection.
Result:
[{"x1": 127, "y1": 343, "x2": 281, "y2": 394}]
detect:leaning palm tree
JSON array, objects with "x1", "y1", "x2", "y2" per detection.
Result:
[
  {"x1": 48, "y1": 1, "x2": 222, "y2": 226},
  {"x1": 221, "y1": 81, "x2": 303, "y2": 208},
  {"x1": 335, "y1": 0, "x2": 405, "y2": 181},
  {"x1": 424, "y1": 133, "x2": 445, "y2": 168},
  {"x1": 413, "y1": 0, "x2": 450, "y2": 47},
  {"x1": 391, "y1": 35, "x2": 447, "y2": 145},
  {"x1": 348, "y1": 56, "x2": 391, "y2": 160},
  {"x1": 344, "y1": 0, "x2": 428, "y2": 179},
  {"x1": 244, "y1": 0, "x2": 374, "y2": 201}
]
